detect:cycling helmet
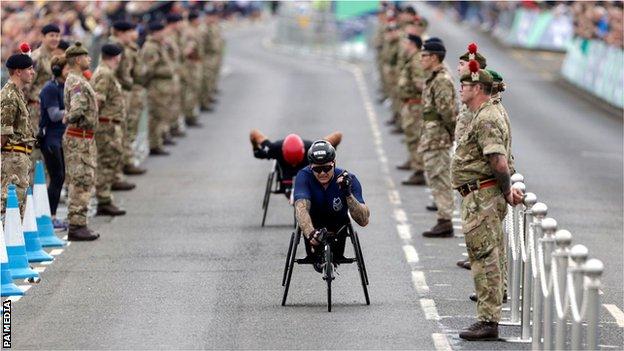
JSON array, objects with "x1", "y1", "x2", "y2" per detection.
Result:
[
  {"x1": 307, "y1": 140, "x2": 336, "y2": 164},
  {"x1": 282, "y1": 134, "x2": 305, "y2": 166}
]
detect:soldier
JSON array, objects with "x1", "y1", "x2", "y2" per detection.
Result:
[
  {"x1": 453, "y1": 61, "x2": 523, "y2": 341},
  {"x1": 1, "y1": 48, "x2": 36, "y2": 214},
  {"x1": 63, "y1": 42, "x2": 100, "y2": 241},
  {"x1": 109, "y1": 20, "x2": 147, "y2": 180},
  {"x1": 201, "y1": 9, "x2": 224, "y2": 111},
  {"x1": 182, "y1": 11, "x2": 204, "y2": 127},
  {"x1": 419, "y1": 39, "x2": 457, "y2": 238},
  {"x1": 27, "y1": 24, "x2": 61, "y2": 132},
  {"x1": 141, "y1": 21, "x2": 174, "y2": 156},
  {"x1": 396, "y1": 33, "x2": 426, "y2": 186},
  {"x1": 380, "y1": 22, "x2": 401, "y2": 127},
  {"x1": 164, "y1": 13, "x2": 184, "y2": 140},
  {"x1": 91, "y1": 44, "x2": 127, "y2": 217}
]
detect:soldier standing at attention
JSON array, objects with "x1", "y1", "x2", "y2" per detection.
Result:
[
  {"x1": 453, "y1": 61, "x2": 523, "y2": 341},
  {"x1": 63, "y1": 42, "x2": 100, "y2": 241},
  {"x1": 92, "y1": 44, "x2": 127, "y2": 217},
  {"x1": 182, "y1": 11, "x2": 204, "y2": 128},
  {"x1": 419, "y1": 39, "x2": 457, "y2": 238},
  {"x1": 27, "y1": 24, "x2": 61, "y2": 134},
  {"x1": 142, "y1": 22, "x2": 174, "y2": 156},
  {"x1": 164, "y1": 13, "x2": 184, "y2": 140},
  {"x1": 1, "y1": 47, "x2": 36, "y2": 214}
]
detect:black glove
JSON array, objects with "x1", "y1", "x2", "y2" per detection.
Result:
[
  {"x1": 35, "y1": 129, "x2": 44, "y2": 149},
  {"x1": 337, "y1": 170, "x2": 352, "y2": 196},
  {"x1": 309, "y1": 228, "x2": 328, "y2": 245}
]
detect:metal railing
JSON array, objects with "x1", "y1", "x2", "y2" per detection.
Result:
[{"x1": 501, "y1": 174, "x2": 604, "y2": 350}]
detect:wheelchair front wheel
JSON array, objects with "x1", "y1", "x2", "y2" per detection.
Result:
[{"x1": 323, "y1": 243, "x2": 333, "y2": 312}]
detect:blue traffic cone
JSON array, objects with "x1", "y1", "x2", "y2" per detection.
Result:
[
  {"x1": 33, "y1": 161, "x2": 66, "y2": 247},
  {"x1": 23, "y1": 187, "x2": 53, "y2": 262},
  {"x1": 4, "y1": 184, "x2": 39, "y2": 280},
  {"x1": 1, "y1": 221, "x2": 24, "y2": 297}
]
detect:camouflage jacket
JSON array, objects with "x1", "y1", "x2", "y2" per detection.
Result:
[
  {"x1": 420, "y1": 65, "x2": 457, "y2": 151},
  {"x1": 1, "y1": 80, "x2": 35, "y2": 146},
  {"x1": 164, "y1": 33, "x2": 182, "y2": 76},
  {"x1": 382, "y1": 37, "x2": 400, "y2": 67},
  {"x1": 64, "y1": 70, "x2": 98, "y2": 130},
  {"x1": 397, "y1": 50, "x2": 425, "y2": 100},
  {"x1": 108, "y1": 36, "x2": 134, "y2": 91},
  {"x1": 454, "y1": 104, "x2": 473, "y2": 142},
  {"x1": 451, "y1": 99, "x2": 511, "y2": 188},
  {"x1": 28, "y1": 45, "x2": 54, "y2": 103},
  {"x1": 491, "y1": 93, "x2": 515, "y2": 173},
  {"x1": 141, "y1": 37, "x2": 174, "y2": 85},
  {"x1": 91, "y1": 63, "x2": 125, "y2": 122},
  {"x1": 128, "y1": 41, "x2": 145, "y2": 88}
]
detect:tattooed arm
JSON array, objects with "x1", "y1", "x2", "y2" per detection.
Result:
[
  {"x1": 294, "y1": 199, "x2": 315, "y2": 238},
  {"x1": 489, "y1": 153, "x2": 522, "y2": 205},
  {"x1": 346, "y1": 195, "x2": 370, "y2": 227}
]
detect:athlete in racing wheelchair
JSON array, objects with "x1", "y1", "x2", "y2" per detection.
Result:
[
  {"x1": 250, "y1": 129, "x2": 342, "y2": 226},
  {"x1": 281, "y1": 140, "x2": 370, "y2": 312}
]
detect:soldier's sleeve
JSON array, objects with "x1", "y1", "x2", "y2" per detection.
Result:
[
  {"x1": 476, "y1": 111, "x2": 507, "y2": 157},
  {"x1": 92, "y1": 72, "x2": 109, "y2": 106},
  {"x1": 65, "y1": 82, "x2": 89, "y2": 124},
  {"x1": 433, "y1": 78, "x2": 457, "y2": 134},
  {"x1": 141, "y1": 46, "x2": 159, "y2": 81},
  {"x1": 0, "y1": 94, "x2": 17, "y2": 135},
  {"x1": 116, "y1": 51, "x2": 134, "y2": 90}
]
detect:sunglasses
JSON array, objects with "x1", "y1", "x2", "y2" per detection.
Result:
[{"x1": 311, "y1": 165, "x2": 334, "y2": 174}]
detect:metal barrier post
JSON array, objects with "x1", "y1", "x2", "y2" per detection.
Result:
[
  {"x1": 569, "y1": 244, "x2": 588, "y2": 350},
  {"x1": 540, "y1": 217, "x2": 557, "y2": 350},
  {"x1": 506, "y1": 173, "x2": 524, "y2": 318},
  {"x1": 530, "y1": 203, "x2": 548, "y2": 350},
  {"x1": 510, "y1": 181, "x2": 526, "y2": 324},
  {"x1": 552, "y1": 230, "x2": 572, "y2": 350},
  {"x1": 583, "y1": 259, "x2": 604, "y2": 350},
  {"x1": 521, "y1": 192, "x2": 538, "y2": 341}
]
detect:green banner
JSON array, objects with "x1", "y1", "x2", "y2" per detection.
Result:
[{"x1": 334, "y1": 1, "x2": 379, "y2": 21}]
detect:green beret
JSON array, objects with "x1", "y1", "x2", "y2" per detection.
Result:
[
  {"x1": 485, "y1": 69, "x2": 503, "y2": 82},
  {"x1": 65, "y1": 41, "x2": 89, "y2": 58},
  {"x1": 459, "y1": 42, "x2": 487, "y2": 69}
]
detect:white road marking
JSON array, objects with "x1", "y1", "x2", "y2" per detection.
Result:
[
  {"x1": 453, "y1": 225, "x2": 462, "y2": 230},
  {"x1": 403, "y1": 245, "x2": 419, "y2": 263},
  {"x1": 388, "y1": 190, "x2": 401, "y2": 205},
  {"x1": 458, "y1": 243, "x2": 466, "y2": 247},
  {"x1": 420, "y1": 298, "x2": 440, "y2": 320},
  {"x1": 412, "y1": 271, "x2": 430, "y2": 294},
  {"x1": 34, "y1": 266, "x2": 46, "y2": 273},
  {"x1": 62, "y1": 235, "x2": 68, "y2": 240},
  {"x1": 6, "y1": 296, "x2": 22, "y2": 302},
  {"x1": 397, "y1": 224, "x2": 412, "y2": 240},
  {"x1": 604, "y1": 304, "x2": 624, "y2": 328},
  {"x1": 394, "y1": 208, "x2": 408, "y2": 224},
  {"x1": 49, "y1": 249, "x2": 64, "y2": 256},
  {"x1": 18, "y1": 285, "x2": 32, "y2": 293},
  {"x1": 40, "y1": 261, "x2": 53, "y2": 265},
  {"x1": 452, "y1": 218, "x2": 462, "y2": 223},
  {"x1": 431, "y1": 333, "x2": 452, "y2": 351}
]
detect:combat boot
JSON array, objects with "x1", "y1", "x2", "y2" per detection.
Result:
[
  {"x1": 163, "y1": 136, "x2": 177, "y2": 145},
  {"x1": 456, "y1": 258, "x2": 469, "y2": 268},
  {"x1": 150, "y1": 147, "x2": 170, "y2": 156},
  {"x1": 123, "y1": 164, "x2": 146, "y2": 176},
  {"x1": 422, "y1": 219, "x2": 454, "y2": 238},
  {"x1": 185, "y1": 119, "x2": 203, "y2": 128},
  {"x1": 390, "y1": 126, "x2": 403, "y2": 135},
  {"x1": 469, "y1": 292, "x2": 508, "y2": 303},
  {"x1": 459, "y1": 321, "x2": 499, "y2": 341},
  {"x1": 463, "y1": 261, "x2": 472, "y2": 270},
  {"x1": 396, "y1": 160, "x2": 411, "y2": 171},
  {"x1": 402, "y1": 171, "x2": 426, "y2": 186},
  {"x1": 96, "y1": 203, "x2": 126, "y2": 216},
  {"x1": 170, "y1": 127, "x2": 186, "y2": 138},
  {"x1": 67, "y1": 225, "x2": 100, "y2": 241},
  {"x1": 111, "y1": 181, "x2": 136, "y2": 191},
  {"x1": 426, "y1": 202, "x2": 438, "y2": 211}
]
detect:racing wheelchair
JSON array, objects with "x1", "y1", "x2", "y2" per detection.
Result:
[
  {"x1": 261, "y1": 160, "x2": 296, "y2": 227},
  {"x1": 281, "y1": 222, "x2": 370, "y2": 312}
]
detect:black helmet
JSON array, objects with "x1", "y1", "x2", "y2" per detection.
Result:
[{"x1": 307, "y1": 140, "x2": 336, "y2": 164}]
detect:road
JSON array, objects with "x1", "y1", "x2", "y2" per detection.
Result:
[{"x1": 6, "y1": 9, "x2": 623, "y2": 350}]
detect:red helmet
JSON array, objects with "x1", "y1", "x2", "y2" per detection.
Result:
[{"x1": 282, "y1": 134, "x2": 305, "y2": 166}]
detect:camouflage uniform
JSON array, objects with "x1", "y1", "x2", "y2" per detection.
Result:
[
  {"x1": 63, "y1": 71, "x2": 99, "y2": 226},
  {"x1": 381, "y1": 36, "x2": 400, "y2": 121},
  {"x1": 397, "y1": 49, "x2": 426, "y2": 172},
  {"x1": 27, "y1": 45, "x2": 54, "y2": 131},
  {"x1": 452, "y1": 99, "x2": 512, "y2": 323},
  {"x1": 125, "y1": 42, "x2": 146, "y2": 166},
  {"x1": 1, "y1": 80, "x2": 35, "y2": 213},
  {"x1": 181, "y1": 25, "x2": 203, "y2": 124},
  {"x1": 200, "y1": 22, "x2": 221, "y2": 109},
  {"x1": 165, "y1": 33, "x2": 182, "y2": 132},
  {"x1": 141, "y1": 37, "x2": 174, "y2": 150},
  {"x1": 92, "y1": 63, "x2": 125, "y2": 205},
  {"x1": 419, "y1": 66, "x2": 457, "y2": 220}
]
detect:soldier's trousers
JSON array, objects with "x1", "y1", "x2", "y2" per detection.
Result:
[
  {"x1": 400, "y1": 102, "x2": 424, "y2": 172},
  {"x1": 182, "y1": 62, "x2": 201, "y2": 123},
  {"x1": 1, "y1": 151, "x2": 32, "y2": 214},
  {"x1": 95, "y1": 123, "x2": 123, "y2": 205},
  {"x1": 423, "y1": 148, "x2": 454, "y2": 220},
  {"x1": 122, "y1": 86, "x2": 145, "y2": 167},
  {"x1": 461, "y1": 186, "x2": 507, "y2": 322},
  {"x1": 148, "y1": 82, "x2": 171, "y2": 149},
  {"x1": 63, "y1": 135, "x2": 96, "y2": 226},
  {"x1": 169, "y1": 75, "x2": 182, "y2": 131},
  {"x1": 28, "y1": 103, "x2": 43, "y2": 164}
]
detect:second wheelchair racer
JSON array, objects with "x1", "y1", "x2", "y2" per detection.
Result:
[{"x1": 293, "y1": 140, "x2": 370, "y2": 272}]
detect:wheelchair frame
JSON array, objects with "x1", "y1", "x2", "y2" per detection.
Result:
[
  {"x1": 261, "y1": 160, "x2": 296, "y2": 227},
  {"x1": 281, "y1": 222, "x2": 370, "y2": 312}
]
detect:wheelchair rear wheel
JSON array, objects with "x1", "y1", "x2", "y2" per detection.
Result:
[{"x1": 261, "y1": 171, "x2": 275, "y2": 227}]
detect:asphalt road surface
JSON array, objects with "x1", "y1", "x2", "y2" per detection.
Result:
[{"x1": 7, "y1": 10, "x2": 623, "y2": 350}]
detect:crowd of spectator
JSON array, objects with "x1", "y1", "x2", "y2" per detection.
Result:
[{"x1": 571, "y1": 1, "x2": 623, "y2": 48}]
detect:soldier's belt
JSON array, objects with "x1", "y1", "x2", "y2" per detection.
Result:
[
  {"x1": 1, "y1": 144, "x2": 33, "y2": 155},
  {"x1": 456, "y1": 178, "x2": 497, "y2": 197},
  {"x1": 423, "y1": 111, "x2": 441, "y2": 121},
  {"x1": 66, "y1": 127, "x2": 94, "y2": 139},
  {"x1": 98, "y1": 117, "x2": 121, "y2": 124},
  {"x1": 404, "y1": 98, "x2": 422, "y2": 105}
]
